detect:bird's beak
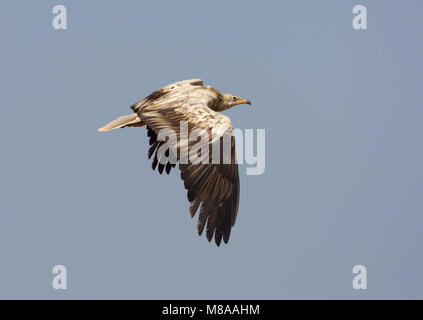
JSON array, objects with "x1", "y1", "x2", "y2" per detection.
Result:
[{"x1": 236, "y1": 98, "x2": 251, "y2": 106}]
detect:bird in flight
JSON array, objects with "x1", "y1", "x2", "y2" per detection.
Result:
[{"x1": 98, "y1": 79, "x2": 251, "y2": 246}]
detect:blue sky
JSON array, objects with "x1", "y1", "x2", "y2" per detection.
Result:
[{"x1": 0, "y1": 0, "x2": 422, "y2": 298}]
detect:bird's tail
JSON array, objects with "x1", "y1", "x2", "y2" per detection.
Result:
[{"x1": 98, "y1": 114, "x2": 145, "y2": 132}]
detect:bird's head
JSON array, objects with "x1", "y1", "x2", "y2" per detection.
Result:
[{"x1": 223, "y1": 94, "x2": 251, "y2": 109}]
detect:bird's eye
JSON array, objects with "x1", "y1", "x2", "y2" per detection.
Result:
[{"x1": 232, "y1": 96, "x2": 237, "y2": 100}]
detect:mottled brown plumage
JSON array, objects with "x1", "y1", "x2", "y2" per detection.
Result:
[{"x1": 98, "y1": 79, "x2": 251, "y2": 246}]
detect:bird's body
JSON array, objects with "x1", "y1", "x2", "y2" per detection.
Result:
[{"x1": 99, "y1": 79, "x2": 251, "y2": 246}]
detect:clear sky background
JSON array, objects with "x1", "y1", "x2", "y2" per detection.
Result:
[{"x1": 1, "y1": 0, "x2": 422, "y2": 299}]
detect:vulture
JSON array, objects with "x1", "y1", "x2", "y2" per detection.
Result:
[{"x1": 98, "y1": 79, "x2": 251, "y2": 246}]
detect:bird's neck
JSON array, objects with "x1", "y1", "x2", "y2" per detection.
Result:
[{"x1": 208, "y1": 93, "x2": 230, "y2": 112}]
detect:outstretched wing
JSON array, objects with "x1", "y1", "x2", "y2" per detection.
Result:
[
  {"x1": 132, "y1": 80, "x2": 239, "y2": 246},
  {"x1": 130, "y1": 79, "x2": 204, "y2": 113}
]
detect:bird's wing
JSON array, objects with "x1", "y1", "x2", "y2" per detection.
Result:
[
  {"x1": 130, "y1": 79, "x2": 203, "y2": 113},
  {"x1": 134, "y1": 83, "x2": 239, "y2": 246}
]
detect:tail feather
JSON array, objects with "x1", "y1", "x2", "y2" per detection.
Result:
[{"x1": 98, "y1": 114, "x2": 144, "y2": 132}]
